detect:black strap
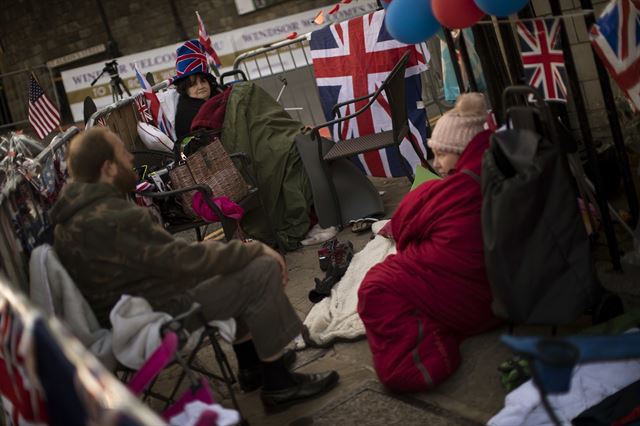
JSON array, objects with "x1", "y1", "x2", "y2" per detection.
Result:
[{"x1": 461, "y1": 169, "x2": 481, "y2": 184}]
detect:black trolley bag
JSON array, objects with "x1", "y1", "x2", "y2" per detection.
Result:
[{"x1": 481, "y1": 86, "x2": 596, "y2": 325}]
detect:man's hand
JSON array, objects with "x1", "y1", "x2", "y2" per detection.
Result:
[{"x1": 262, "y1": 244, "x2": 288, "y2": 286}]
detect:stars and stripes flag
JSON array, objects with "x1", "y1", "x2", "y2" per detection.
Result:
[
  {"x1": 590, "y1": 0, "x2": 640, "y2": 111},
  {"x1": 134, "y1": 66, "x2": 175, "y2": 140},
  {"x1": 133, "y1": 94, "x2": 152, "y2": 123},
  {"x1": 309, "y1": 9, "x2": 429, "y2": 177},
  {"x1": 28, "y1": 74, "x2": 60, "y2": 140},
  {"x1": 196, "y1": 11, "x2": 221, "y2": 68},
  {"x1": 517, "y1": 18, "x2": 568, "y2": 101}
]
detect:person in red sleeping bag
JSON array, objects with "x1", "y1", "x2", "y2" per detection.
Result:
[{"x1": 358, "y1": 93, "x2": 501, "y2": 392}]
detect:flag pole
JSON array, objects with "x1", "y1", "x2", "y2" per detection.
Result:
[{"x1": 580, "y1": 0, "x2": 638, "y2": 226}]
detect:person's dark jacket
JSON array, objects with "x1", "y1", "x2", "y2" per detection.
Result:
[{"x1": 50, "y1": 181, "x2": 264, "y2": 326}]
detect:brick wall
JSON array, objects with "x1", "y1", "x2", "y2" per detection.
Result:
[{"x1": 0, "y1": 0, "x2": 335, "y2": 127}]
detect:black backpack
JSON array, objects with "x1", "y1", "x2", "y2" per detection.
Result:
[{"x1": 481, "y1": 86, "x2": 596, "y2": 325}]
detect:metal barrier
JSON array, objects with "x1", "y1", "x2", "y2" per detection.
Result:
[
  {"x1": 0, "y1": 65, "x2": 60, "y2": 133},
  {"x1": 232, "y1": 33, "x2": 450, "y2": 127},
  {"x1": 0, "y1": 127, "x2": 79, "y2": 290}
]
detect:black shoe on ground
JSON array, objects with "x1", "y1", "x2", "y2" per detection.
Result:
[
  {"x1": 261, "y1": 370, "x2": 340, "y2": 413},
  {"x1": 238, "y1": 349, "x2": 297, "y2": 392}
]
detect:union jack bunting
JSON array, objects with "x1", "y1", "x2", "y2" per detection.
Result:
[
  {"x1": 309, "y1": 9, "x2": 429, "y2": 178},
  {"x1": 196, "y1": 11, "x2": 222, "y2": 68},
  {"x1": 133, "y1": 94, "x2": 152, "y2": 124},
  {"x1": 517, "y1": 18, "x2": 568, "y2": 101},
  {"x1": 134, "y1": 66, "x2": 175, "y2": 140},
  {"x1": 590, "y1": 0, "x2": 640, "y2": 110}
]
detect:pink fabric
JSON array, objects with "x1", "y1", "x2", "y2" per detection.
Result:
[
  {"x1": 127, "y1": 332, "x2": 178, "y2": 395},
  {"x1": 192, "y1": 192, "x2": 244, "y2": 222},
  {"x1": 162, "y1": 378, "x2": 216, "y2": 421},
  {"x1": 358, "y1": 130, "x2": 501, "y2": 392}
]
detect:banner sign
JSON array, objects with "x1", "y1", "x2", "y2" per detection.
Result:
[
  {"x1": 234, "y1": 0, "x2": 289, "y2": 15},
  {"x1": 61, "y1": 1, "x2": 378, "y2": 122}
]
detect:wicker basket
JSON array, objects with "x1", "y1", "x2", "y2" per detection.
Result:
[{"x1": 169, "y1": 136, "x2": 249, "y2": 218}]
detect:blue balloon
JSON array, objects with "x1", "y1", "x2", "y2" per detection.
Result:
[
  {"x1": 385, "y1": 0, "x2": 440, "y2": 45},
  {"x1": 474, "y1": 0, "x2": 529, "y2": 17},
  {"x1": 380, "y1": 0, "x2": 391, "y2": 9}
]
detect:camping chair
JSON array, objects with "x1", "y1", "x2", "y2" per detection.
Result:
[
  {"x1": 500, "y1": 332, "x2": 640, "y2": 426},
  {"x1": 120, "y1": 303, "x2": 247, "y2": 425},
  {"x1": 310, "y1": 51, "x2": 429, "y2": 227},
  {"x1": 132, "y1": 146, "x2": 277, "y2": 246},
  {"x1": 28, "y1": 244, "x2": 244, "y2": 421}
]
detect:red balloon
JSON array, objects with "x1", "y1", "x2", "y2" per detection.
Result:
[{"x1": 432, "y1": 0, "x2": 484, "y2": 29}]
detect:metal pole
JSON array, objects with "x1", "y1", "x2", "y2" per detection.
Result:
[
  {"x1": 580, "y1": 0, "x2": 638, "y2": 227},
  {"x1": 46, "y1": 67, "x2": 61, "y2": 112},
  {"x1": 458, "y1": 30, "x2": 478, "y2": 92},
  {"x1": 443, "y1": 29, "x2": 465, "y2": 94},
  {"x1": 548, "y1": 1, "x2": 621, "y2": 270},
  {"x1": 471, "y1": 24, "x2": 511, "y2": 120},
  {"x1": 497, "y1": 19, "x2": 525, "y2": 85}
]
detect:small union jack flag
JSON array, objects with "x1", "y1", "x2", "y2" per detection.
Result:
[
  {"x1": 196, "y1": 11, "x2": 221, "y2": 68},
  {"x1": 590, "y1": 0, "x2": 640, "y2": 111},
  {"x1": 134, "y1": 65, "x2": 175, "y2": 140},
  {"x1": 517, "y1": 18, "x2": 568, "y2": 101},
  {"x1": 133, "y1": 94, "x2": 152, "y2": 124}
]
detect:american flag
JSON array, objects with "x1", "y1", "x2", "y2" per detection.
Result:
[
  {"x1": 309, "y1": 9, "x2": 429, "y2": 177},
  {"x1": 517, "y1": 18, "x2": 568, "y2": 101},
  {"x1": 196, "y1": 11, "x2": 222, "y2": 68},
  {"x1": 134, "y1": 66, "x2": 175, "y2": 140},
  {"x1": 28, "y1": 74, "x2": 60, "y2": 140},
  {"x1": 133, "y1": 94, "x2": 152, "y2": 123},
  {"x1": 590, "y1": 0, "x2": 640, "y2": 110}
]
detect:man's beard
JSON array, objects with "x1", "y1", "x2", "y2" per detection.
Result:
[{"x1": 113, "y1": 160, "x2": 138, "y2": 194}]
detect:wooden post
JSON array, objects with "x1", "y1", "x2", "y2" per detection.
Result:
[
  {"x1": 443, "y1": 29, "x2": 465, "y2": 94},
  {"x1": 548, "y1": 1, "x2": 621, "y2": 270},
  {"x1": 580, "y1": 0, "x2": 639, "y2": 227}
]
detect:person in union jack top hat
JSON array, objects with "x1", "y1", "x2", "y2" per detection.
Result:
[{"x1": 173, "y1": 39, "x2": 221, "y2": 142}]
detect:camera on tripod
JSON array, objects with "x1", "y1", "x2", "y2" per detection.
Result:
[
  {"x1": 91, "y1": 59, "x2": 131, "y2": 102},
  {"x1": 103, "y1": 60, "x2": 120, "y2": 77}
]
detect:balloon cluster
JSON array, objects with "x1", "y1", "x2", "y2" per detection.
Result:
[{"x1": 385, "y1": 0, "x2": 529, "y2": 44}]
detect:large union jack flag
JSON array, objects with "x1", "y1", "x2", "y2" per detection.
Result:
[
  {"x1": 590, "y1": 0, "x2": 640, "y2": 111},
  {"x1": 517, "y1": 18, "x2": 568, "y2": 102},
  {"x1": 309, "y1": 9, "x2": 429, "y2": 178}
]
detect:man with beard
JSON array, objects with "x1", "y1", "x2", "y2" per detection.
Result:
[{"x1": 50, "y1": 128, "x2": 339, "y2": 411}]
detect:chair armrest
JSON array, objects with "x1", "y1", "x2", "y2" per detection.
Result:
[
  {"x1": 312, "y1": 85, "x2": 385, "y2": 135},
  {"x1": 331, "y1": 92, "x2": 377, "y2": 118},
  {"x1": 140, "y1": 184, "x2": 234, "y2": 229},
  {"x1": 220, "y1": 70, "x2": 248, "y2": 86},
  {"x1": 140, "y1": 184, "x2": 213, "y2": 199}
]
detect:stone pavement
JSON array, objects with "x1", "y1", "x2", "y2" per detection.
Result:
[
  {"x1": 223, "y1": 177, "x2": 512, "y2": 425},
  {"x1": 168, "y1": 176, "x2": 590, "y2": 425}
]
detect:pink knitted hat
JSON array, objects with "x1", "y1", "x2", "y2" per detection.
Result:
[{"x1": 427, "y1": 93, "x2": 487, "y2": 155}]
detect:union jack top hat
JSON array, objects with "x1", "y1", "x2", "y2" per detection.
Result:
[{"x1": 173, "y1": 39, "x2": 211, "y2": 83}]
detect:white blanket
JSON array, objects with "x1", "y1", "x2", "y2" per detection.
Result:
[
  {"x1": 302, "y1": 220, "x2": 396, "y2": 347},
  {"x1": 489, "y1": 334, "x2": 640, "y2": 426}
]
